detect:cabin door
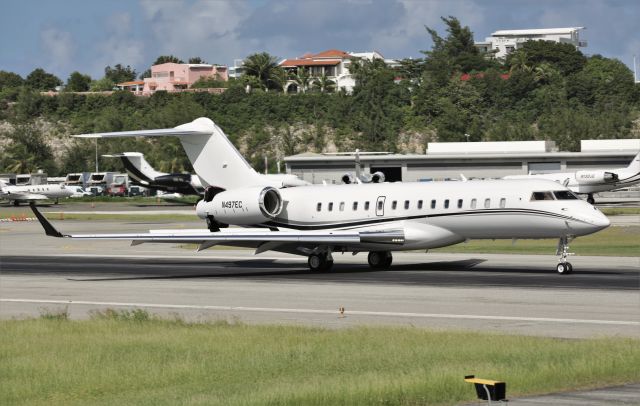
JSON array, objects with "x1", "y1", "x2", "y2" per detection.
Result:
[{"x1": 376, "y1": 196, "x2": 386, "y2": 216}]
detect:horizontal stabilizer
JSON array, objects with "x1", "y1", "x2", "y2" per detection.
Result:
[{"x1": 74, "y1": 128, "x2": 210, "y2": 139}]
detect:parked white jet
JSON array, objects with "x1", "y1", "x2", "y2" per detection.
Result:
[
  {"x1": 30, "y1": 118, "x2": 610, "y2": 274},
  {"x1": 504, "y1": 152, "x2": 640, "y2": 204},
  {"x1": 1, "y1": 180, "x2": 73, "y2": 205}
]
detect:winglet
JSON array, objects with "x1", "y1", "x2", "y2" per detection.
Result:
[{"x1": 29, "y1": 203, "x2": 65, "y2": 238}]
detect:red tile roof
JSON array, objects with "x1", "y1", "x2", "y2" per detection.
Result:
[
  {"x1": 117, "y1": 81, "x2": 144, "y2": 86},
  {"x1": 311, "y1": 49, "x2": 351, "y2": 59},
  {"x1": 280, "y1": 59, "x2": 341, "y2": 67}
]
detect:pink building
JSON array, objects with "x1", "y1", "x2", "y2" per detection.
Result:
[{"x1": 143, "y1": 63, "x2": 228, "y2": 94}]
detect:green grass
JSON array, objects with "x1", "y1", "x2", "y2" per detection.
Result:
[
  {"x1": 600, "y1": 207, "x2": 640, "y2": 215},
  {"x1": 42, "y1": 213, "x2": 198, "y2": 222},
  {"x1": 1, "y1": 310, "x2": 639, "y2": 406},
  {"x1": 434, "y1": 226, "x2": 640, "y2": 257}
]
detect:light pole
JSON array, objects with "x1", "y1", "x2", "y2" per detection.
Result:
[
  {"x1": 95, "y1": 138, "x2": 98, "y2": 172},
  {"x1": 464, "y1": 133, "x2": 471, "y2": 142}
]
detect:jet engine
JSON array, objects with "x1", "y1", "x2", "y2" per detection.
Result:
[
  {"x1": 575, "y1": 171, "x2": 618, "y2": 185},
  {"x1": 371, "y1": 171, "x2": 385, "y2": 183},
  {"x1": 342, "y1": 173, "x2": 356, "y2": 184},
  {"x1": 196, "y1": 186, "x2": 283, "y2": 225}
]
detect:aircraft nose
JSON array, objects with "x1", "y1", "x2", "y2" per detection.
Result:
[{"x1": 590, "y1": 210, "x2": 610, "y2": 230}]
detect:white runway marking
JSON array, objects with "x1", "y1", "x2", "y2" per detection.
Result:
[{"x1": 2, "y1": 298, "x2": 639, "y2": 326}]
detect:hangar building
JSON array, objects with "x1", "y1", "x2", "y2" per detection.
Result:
[{"x1": 284, "y1": 139, "x2": 640, "y2": 184}]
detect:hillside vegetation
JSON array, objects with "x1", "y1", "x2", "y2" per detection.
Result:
[{"x1": 1, "y1": 17, "x2": 639, "y2": 176}]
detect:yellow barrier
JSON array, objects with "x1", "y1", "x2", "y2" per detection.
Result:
[{"x1": 464, "y1": 375, "x2": 506, "y2": 403}]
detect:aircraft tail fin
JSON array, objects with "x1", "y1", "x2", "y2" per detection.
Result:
[
  {"x1": 103, "y1": 152, "x2": 166, "y2": 185},
  {"x1": 626, "y1": 151, "x2": 640, "y2": 172},
  {"x1": 75, "y1": 117, "x2": 265, "y2": 190}
]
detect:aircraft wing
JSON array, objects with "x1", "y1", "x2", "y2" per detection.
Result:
[{"x1": 29, "y1": 204, "x2": 404, "y2": 251}]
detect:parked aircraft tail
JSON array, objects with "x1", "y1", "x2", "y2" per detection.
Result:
[
  {"x1": 103, "y1": 152, "x2": 166, "y2": 185},
  {"x1": 75, "y1": 118, "x2": 268, "y2": 190},
  {"x1": 626, "y1": 151, "x2": 640, "y2": 172}
]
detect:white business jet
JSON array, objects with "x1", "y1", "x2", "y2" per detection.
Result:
[
  {"x1": 1, "y1": 180, "x2": 73, "y2": 205},
  {"x1": 504, "y1": 152, "x2": 640, "y2": 204},
  {"x1": 29, "y1": 118, "x2": 609, "y2": 274}
]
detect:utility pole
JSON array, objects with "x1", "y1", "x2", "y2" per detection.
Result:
[
  {"x1": 95, "y1": 139, "x2": 98, "y2": 172},
  {"x1": 634, "y1": 55, "x2": 638, "y2": 83}
]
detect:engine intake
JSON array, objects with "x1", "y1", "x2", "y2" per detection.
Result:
[
  {"x1": 196, "y1": 186, "x2": 282, "y2": 225},
  {"x1": 371, "y1": 171, "x2": 385, "y2": 183}
]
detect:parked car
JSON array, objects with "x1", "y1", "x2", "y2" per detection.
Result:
[
  {"x1": 67, "y1": 186, "x2": 93, "y2": 198},
  {"x1": 128, "y1": 185, "x2": 144, "y2": 197}
]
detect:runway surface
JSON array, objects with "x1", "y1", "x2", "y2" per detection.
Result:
[{"x1": 1, "y1": 220, "x2": 639, "y2": 339}]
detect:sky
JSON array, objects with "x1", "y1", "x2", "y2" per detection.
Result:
[{"x1": 1, "y1": 0, "x2": 639, "y2": 81}]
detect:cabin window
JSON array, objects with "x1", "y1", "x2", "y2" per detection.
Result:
[
  {"x1": 431, "y1": 199, "x2": 436, "y2": 209},
  {"x1": 484, "y1": 198, "x2": 491, "y2": 208},
  {"x1": 392, "y1": 200, "x2": 397, "y2": 210},
  {"x1": 444, "y1": 199, "x2": 450, "y2": 209},
  {"x1": 531, "y1": 191, "x2": 554, "y2": 201},
  {"x1": 339, "y1": 202, "x2": 345, "y2": 211},
  {"x1": 353, "y1": 202, "x2": 358, "y2": 210},
  {"x1": 500, "y1": 198, "x2": 506, "y2": 208},
  {"x1": 404, "y1": 200, "x2": 410, "y2": 210},
  {"x1": 364, "y1": 201, "x2": 370, "y2": 210},
  {"x1": 457, "y1": 199, "x2": 463, "y2": 209},
  {"x1": 417, "y1": 200, "x2": 423, "y2": 209},
  {"x1": 553, "y1": 191, "x2": 578, "y2": 200},
  {"x1": 328, "y1": 202, "x2": 333, "y2": 211},
  {"x1": 377, "y1": 200, "x2": 383, "y2": 211},
  {"x1": 471, "y1": 198, "x2": 477, "y2": 209},
  {"x1": 316, "y1": 202, "x2": 322, "y2": 212}
]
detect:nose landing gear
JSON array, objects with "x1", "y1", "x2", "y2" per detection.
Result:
[
  {"x1": 587, "y1": 193, "x2": 595, "y2": 205},
  {"x1": 556, "y1": 236, "x2": 574, "y2": 274}
]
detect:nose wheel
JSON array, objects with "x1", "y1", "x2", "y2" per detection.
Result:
[
  {"x1": 368, "y1": 251, "x2": 393, "y2": 269},
  {"x1": 556, "y1": 236, "x2": 574, "y2": 274}
]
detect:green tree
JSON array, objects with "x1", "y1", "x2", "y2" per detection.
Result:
[
  {"x1": 567, "y1": 55, "x2": 635, "y2": 107},
  {"x1": 291, "y1": 67, "x2": 311, "y2": 93},
  {"x1": 65, "y1": 71, "x2": 92, "y2": 92},
  {"x1": 188, "y1": 57, "x2": 206, "y2": 64},
  {"x1": 269, "y1": 67, "x2": 290, "y2": 93},
  {"x1": 0, "y1": 71, "x2": 24, "y2": 90},
  {"x1": 243, "y1": 52, "x2": 281, "y2": 91},
  {"x1": 24, "y1": 68, "x2": 62, "y2": 91},
  {"x1": 312, "y1": 73, "x2": 336, "y2": 93},
  {"x1": 104, "y1": 64, "x2": 137, "y2": 84},
  {"x1": 90, "y1": 77, "x2": 115, "y2": 91},
  {"x1": 139, "y1": 69, "x2": 151, "y2": 79},
  {"x1": 1, "y1": 123, "x2": 56, "y2": 174},
  {"x1": 507, "y1": 41, "x2": 586, "y2": 76},
  {"x1": 153, "y1": 55, "x2": 184, "y2": 65},
  {"x1": 191, "y1": 75, "x2": 228, "y2": 89}
]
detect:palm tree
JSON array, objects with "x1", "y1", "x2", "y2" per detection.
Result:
[
  {"x1": 269, "y1": 67, "x2": 291, "y2": 93},
  {"x1": 508, "y1": 50, "x2": 531, "y2": 73},
  {"x1": 292, "y1": 67, "x2": 311, "y2": 94},
  {"x1": 312, "y1": 73, "x2": 336, "y2": 93},
  {"x1": 243, "y1": 52, "x2": 280, "y2": 91}
]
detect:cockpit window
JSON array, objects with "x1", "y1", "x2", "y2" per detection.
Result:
[
  {"x1": 553, "y1": 191, "x2": 578, "y2": 200},
  {"x1": 530, "y1": 191, "x2": 555, "y2": 201}
]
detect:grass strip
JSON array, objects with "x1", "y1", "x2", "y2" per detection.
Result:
[
  {"x1": 1, "y1": 309, "x2": 639, "y2": 406},
  {"x1": 433, "y1": 226, "x2": 640, "y2": 257}
]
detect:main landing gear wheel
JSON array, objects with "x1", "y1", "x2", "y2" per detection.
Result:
[
  {"x1": 556, "y1": 262, "x2": 573, "y2": 275},
  {"x1": 308, "y1": 254, "x2": 334, "y2": 272},
  {"x1": 367, "y1": 251, "x2": 393, "y2": 269}
]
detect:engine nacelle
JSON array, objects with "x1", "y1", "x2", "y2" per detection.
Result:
[
  {"x1": 371, "y1": 171, "x2": 385, "y2": 183},
  {"x1": 575, "y1": 171, "x2": 618, "y2": 185},
  {"x1": 196, "y1": 186, "x2": 283, "y2": 225},
  {"x1": 342, "y1": 173, "x2": 355, "y2": 184}
]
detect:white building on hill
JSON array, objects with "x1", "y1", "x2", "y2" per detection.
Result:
[{"x1": 475, "y1": 27, "x2": 587, "y2": 59}]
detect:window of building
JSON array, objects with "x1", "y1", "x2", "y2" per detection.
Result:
[
  {"x1": 316, "y1": 202, "x2": 322, "y2": 212},
  {"x1": 457, "y1": 199, "x2": 463, "y2": 209},
  {"x1": 364, "y1": 201, "x2": 370, "y2": 210},
  {"x1": 328, "y1": 202, "x2": 333, "y2": 211},
  {"x1": 392, "y1": 200, "x2": 397, "y2": 210},
  {"x1": 353, "y1": 202, "x2": 358, "y2": 211},
  {"x1": 339, "y1": 202, "x2": 345, "y2": 211},
  {"x1": 404, "y1": 200, "x2": 410, "y2": 210},
  {"x1": 431, "y1": 199, "x2": 436, "y2": 209},
  {"x1": 500, "y1": 198, "x2": 506, "y2": 208},
  {"x1": 484, "y1": 198, "x2": 491, "y2": 208},
  {"x1": 444, "y1": 199, "x2": 450, "y2": 209}
]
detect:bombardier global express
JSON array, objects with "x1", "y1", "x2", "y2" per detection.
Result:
[{"x1": 30, "y1": 118, "x2": 610, "y2": 274}]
